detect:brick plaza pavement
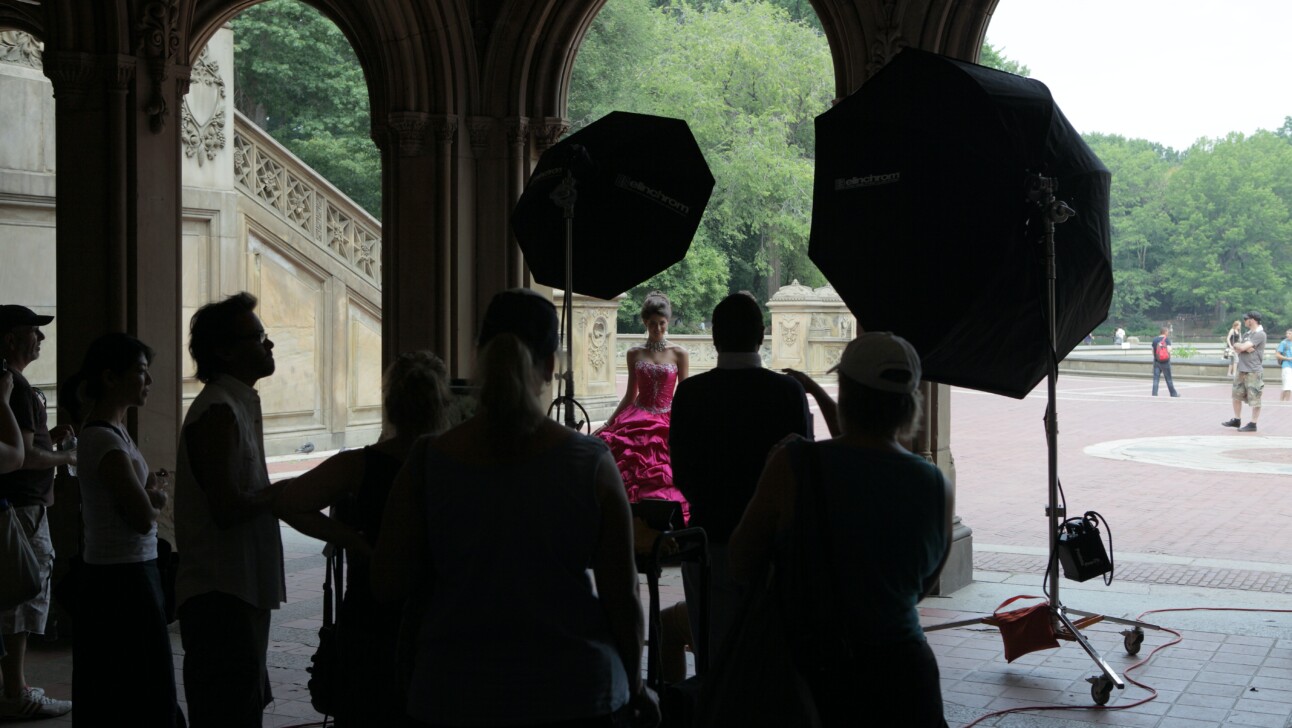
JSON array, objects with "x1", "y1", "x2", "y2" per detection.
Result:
[{"x1": 16, "y1": 374, "x2": 1292, "y2": 726}]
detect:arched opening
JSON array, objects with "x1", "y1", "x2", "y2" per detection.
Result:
[
  {"x1": 567, "y1": 0, "x2": 836, "y2": 334},
  {"x1": 0, "y1": 29, "x2": 60, "y2": 417},
  {"x1": 181, "y1": 0, "x2": 385, "y2": 456}
]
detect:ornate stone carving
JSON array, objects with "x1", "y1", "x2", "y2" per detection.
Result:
[
  {"x1": 769, "y1": 279, "x2": 818, "y2": 302},
  {"x1": 43, "y1": 52, "x2": 99, "y2": 99},
  {"x1": 387, "y1": 111, "x2": 430, "y2": 157},
  {"x1": 781, "y1": 319, "x2": 801, "y2": 346},
  {"x1": 866, "y1": 0, "x2": 908, "y2": 78},
  {"x1": 506, "y1": 116, "x2": 530, "y2": 147},
  {"x1": 180, "y1": 45, "x2": 227, "y2": 166},
  {"x1": 0, "y1": 31, "x2": 42, "y2": 69},
  {"x1": 467, "y1": 116, "x2": 495, "y2": 154},
  {"x1": 533, "y1": 117, "x2": 569, "y2": 151},
  {"x1": 588, "y1": 314, "x2": 609, "y2": 372},
  {"x1": 432, "y1": 115, "x2": 459, "y2": 146},
  {"x1": 137, "y1": 0, "x2": 181, "y2": 132},
  {"x1": 234, "y1": 124, "x2": 382, "y2": 283}
]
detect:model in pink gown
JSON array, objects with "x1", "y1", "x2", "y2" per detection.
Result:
[{"x1": 597, "y1": 359, "x2": 690, "y2": 521}]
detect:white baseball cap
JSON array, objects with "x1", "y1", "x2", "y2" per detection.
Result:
[{"x1": 829, "y1": 332, "x2": 921, "y2": 393}]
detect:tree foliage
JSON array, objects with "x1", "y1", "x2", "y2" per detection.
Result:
[
  {"x1": 229, "y1": 0, "x2": 381, "y2": 218},
  {"x1": 571, "y1": 0, "x2": 833, "y2": 331},
  {"x1": 979, "y1": 40, "x2": 1031, "y2": 77}
]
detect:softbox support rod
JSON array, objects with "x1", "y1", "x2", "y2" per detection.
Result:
[
  {"x1": 925, "y1": 175, "x2": 1163, "y2": 707},
  {"x1": 548, "y1": 167, "x2": 588, "y2": 431}
]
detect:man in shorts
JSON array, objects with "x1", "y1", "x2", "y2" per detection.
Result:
[
  {"x1": 1276, "y1": 329, "x2": 1292, "y2": 402},
  {"x1": 0, "y1": 305, "x2": 75, "y2": 719},
  {"x1": 1222, "y1": 311, "x2": 1266, "y2": 432}
]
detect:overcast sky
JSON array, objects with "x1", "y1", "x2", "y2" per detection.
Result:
[{"x1": 984, "y1": 0, "x2": 1292, "y2": 151}]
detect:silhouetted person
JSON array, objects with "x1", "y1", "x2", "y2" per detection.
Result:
[
  {"x1": 61, "y1": 333, "x2": 184, "y2": 726},
  {"x1": 670, "y1": 292, "x2": 814, "y2": 663},
  {"x1": 0, "y1": 305, "x2": 74, "y2": 719},
  {"x1": 174, "y1": 293, "x2": 283, "y2": 728},
  {"x1": 730, "y1": 332, "x2": 953, "y2": 727}
]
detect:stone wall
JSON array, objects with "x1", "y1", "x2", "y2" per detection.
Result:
[{"x1": 0, "y1": 29, "x2": 384, "y2": 455}]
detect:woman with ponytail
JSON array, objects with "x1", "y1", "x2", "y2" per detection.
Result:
[
  {"x1": 373, "y1": 289, "x2": 657, "y2": 727},
  {"x1": 275, "y1": 350, "x2": 451, "y2": 726},
  {"x1": 61, "y1": 332, "x2": 184, "y2": 726}
]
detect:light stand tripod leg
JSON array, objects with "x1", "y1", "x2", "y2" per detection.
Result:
[{"x1": 1055, "y1": 607, "x2": 1124, "y2": 689}]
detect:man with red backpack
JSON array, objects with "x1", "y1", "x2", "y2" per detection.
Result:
[{"x1": 1151, "y1": 326, "x2": 1180, "y2": 397}]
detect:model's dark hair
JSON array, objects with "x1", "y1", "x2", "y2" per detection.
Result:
[
  {"x1": 383, "y1": 350, "x2": 451, "y2": 437},
  {"x1": 711, "y1": 292, "x2": 764, "y2": 352},
  {"x1": 60, "y1": 332, "x2": 155, "y2": 423},
  {"x1": 640, "y1": 291, "x2": 672, "y2": 321},
  {"x1": 189, "y1": 292, "x2": 258, "y2": 383},
  {"x1": 836, "y1": 372, "x2": 922, "y2": 440}
]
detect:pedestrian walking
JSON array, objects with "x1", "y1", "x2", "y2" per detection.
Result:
[
  {"x1": 1151, "y1": 326, "x2": 1179, "y2": 397},
  {"x1": 1276, "y1": 329, "x2": 1292, "y2": 402}
]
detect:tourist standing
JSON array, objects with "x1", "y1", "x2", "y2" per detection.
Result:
[
  {"x1": 1222, "y1": 311, "x2": 1266, "y2": 432},
  {"x1": 175, "y1": 293, "x2": 284, "y2": 727},
  {"x1": 1276, "y1": 329, "x2": 1292, "y2": 402}
]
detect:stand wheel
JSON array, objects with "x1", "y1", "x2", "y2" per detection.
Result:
[
  {"x1": 1088, "y1": 675, "x2": 1114, "y2": 706},
  {"x1": 1122, "y1": 628, "x2": 1145, "y2": 656}
]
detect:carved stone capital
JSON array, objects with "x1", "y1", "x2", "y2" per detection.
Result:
[
  {"x1": 533, "y1": 116, "x2": 570, "y2": 152},
  {"x1": 866, "y1": 0, "x2": 908, "y2": 78},
  {"x1": 43, "y1": 51, "x2": 100, "y2": 103},
  {"x1": 387, "y1": 111, "x2": 430, "y2": 157},
  {"x1": 431, "y1": 114, "x2": 459, "y2": 147},
  {"x1": 505, "y1": 116, "x2": 530, "y2": 147},
  {"x1": 466, "y1": 116, "x2": 496, "y2": 154}
]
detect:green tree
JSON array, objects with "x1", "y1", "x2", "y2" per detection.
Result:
[
  {"x1": 1084, "y1": 133, "x2": 1180, "y2": 322},
  {"x1": 570, "y1": 0, "x2": 833, "y2": 329},
  {"x1": 229, "y1": 0, "x2": 381, "y2": 217},
  {"x1": 1159, "y1": 131, "x2": 1292, "y2": 318},
  {"x1": 979, "y1": 40, "x2": 1031, "y2": 77}
]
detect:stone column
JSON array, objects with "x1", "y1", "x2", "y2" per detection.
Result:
[
  {"x1": 552, "y1": 290, "x2": 623, "y2": 424},
  {"x1": 45, "y1": 42, "x2": 183, "y2": 470}
]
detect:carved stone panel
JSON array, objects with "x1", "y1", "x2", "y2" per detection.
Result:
[
  {"x1": 0, "y1": 31, "x2": 42, "y2": 69},
  {"x1": 180, "y1": 44, "x2": 227, "y2": 167}
]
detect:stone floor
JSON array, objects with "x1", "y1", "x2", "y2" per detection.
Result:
[{"x1": 14, "y1": 373, "x2": 1292, "y2": 727}]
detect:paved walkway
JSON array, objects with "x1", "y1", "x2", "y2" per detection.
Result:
[{"x1": 16, "y1": 374, "x2": 1292, "y2": 727}]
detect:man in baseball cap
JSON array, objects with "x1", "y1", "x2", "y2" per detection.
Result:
[{"x1": 0, "y1": 305, "x2": 75, "y2": 719}]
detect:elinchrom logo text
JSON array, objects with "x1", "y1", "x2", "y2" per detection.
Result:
[
  {"x1": 616, "y1": 175, "x2": 691, "y2": 216},
  {"x1": 835, "y1": 172, "x2": 900, "y2": 190}
]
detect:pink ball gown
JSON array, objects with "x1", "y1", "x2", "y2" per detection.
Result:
[{"x1": 597, "y1": 359, "x2": 690, "y2": 521}]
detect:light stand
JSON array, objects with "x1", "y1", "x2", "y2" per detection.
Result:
[
  {"x1": 926, "y1": 175, "x2": 1162, "y2": 706},
  {"x1": 547, "y1": 165, "x2": 590, "y2": 431}
]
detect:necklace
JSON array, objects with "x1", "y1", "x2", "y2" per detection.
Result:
[{"x1": 644, "y1": 339, "x2": 670, "y2": 352}]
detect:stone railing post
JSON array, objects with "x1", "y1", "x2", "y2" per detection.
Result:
[
  {"x1": 552, "y1": 290, "x2": 624, "y2": 424},
  {"x1": 767, "y1": 280, "x2": 819, "y2": 372}
]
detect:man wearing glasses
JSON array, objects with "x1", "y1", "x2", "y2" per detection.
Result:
[
  {"x1": 0, "y1": 305, "x2": 75, "y2": 719},
  {"x1": 174, "y1": 292, "x2": 284, "y2": 727}
]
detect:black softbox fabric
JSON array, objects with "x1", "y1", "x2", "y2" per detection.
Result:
[{"x1": 809, "y1": 49, "x2": 1113, "y2": 398}]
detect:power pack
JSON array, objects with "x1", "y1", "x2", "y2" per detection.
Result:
[{"x1": 1056, "y1": 513, "x2": 1112, "y2": 582}]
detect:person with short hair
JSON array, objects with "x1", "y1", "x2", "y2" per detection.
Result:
[
  {"x1": 1222, "y1": 311, "x2": 1266, "y2": 432},
  {"x1": 60, "y1": 333, "x2": 184, "y2": 726},
  {"x1": 0, "y1": 305, "x2": 74, "y2": 720},
  {"x1": 175, "y1": 292, "x2": 284, "y2": 727},
  {"x1": 730, "y1": 332, "x2": 953, "y2": 728},
  {"x1": 670, "y1": 292, "x2": 814, "y2": 661},
  {"x1": 372, "y1": 289, "x2": 657, "y2": 727},
  {"x1": 1150, "y1": 326, "x2": 1180, "y2": 397},
  {"x1": 1276, "y1": 329, "x2": 1292, "y2": 402}
]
